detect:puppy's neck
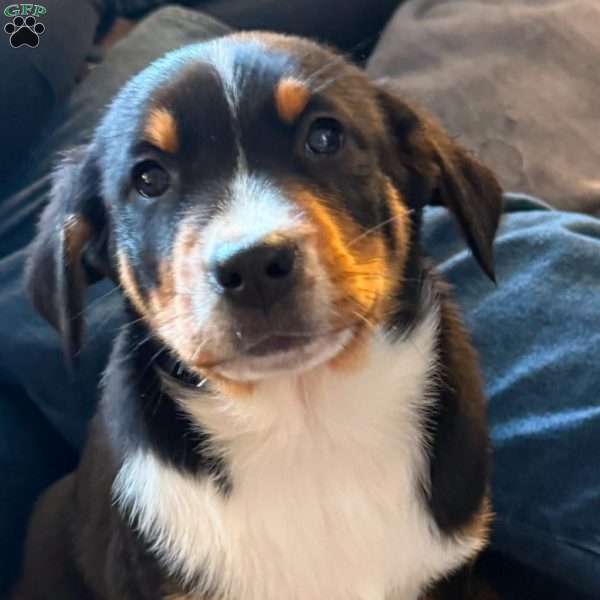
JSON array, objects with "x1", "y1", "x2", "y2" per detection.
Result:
[
  {"x1": 109, "y1": 277, "x2": 439, "y2": 491},
  {"x1": 111, "y1": 306, "x2": 473, "y2": 600},
  {"x1": 171, "y1": 307, "x2": 440, "y2": 454}
]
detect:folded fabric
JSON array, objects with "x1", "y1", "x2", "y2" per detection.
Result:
[{"x1": 423, "y1": 194, "x2": 600, "y2": 596}]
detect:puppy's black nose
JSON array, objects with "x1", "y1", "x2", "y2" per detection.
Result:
[{"x1": 214, "y1": 243, "x2": 297, "y2": 310}]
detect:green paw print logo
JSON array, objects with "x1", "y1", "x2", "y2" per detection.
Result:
[{"x1": 3, "y1": 4, "x2": 47, "y2": 48}]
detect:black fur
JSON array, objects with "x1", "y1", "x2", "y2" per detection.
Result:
[
  {"x1": 427, "y1": 284, "x2": 492, "y2": 533},
  {"x1": 104, "y1": 313, "x2": 231, "y2": 492}
]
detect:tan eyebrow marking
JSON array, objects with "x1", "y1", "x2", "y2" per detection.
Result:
[
  {"x1": 275, "y1": 77, "x2": 311, "y2": 123},
  {"x1": 144, "y1": 107, "x2": 178, "y2": 153}
]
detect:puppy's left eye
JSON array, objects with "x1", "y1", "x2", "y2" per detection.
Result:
[
  {"x1": 305, "y1": 118, "x2": 344, "y2": 155},
  {"x1": 132, "y1": 160, "x2": 171, "y2": 198}
]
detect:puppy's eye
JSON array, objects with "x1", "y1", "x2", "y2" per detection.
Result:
[
  {"x1": 305, "y1": 118, "x2": 343, "y2": 155},
  {"x1": 132, "y1": 160, "x2": 170, "y2": 198}
]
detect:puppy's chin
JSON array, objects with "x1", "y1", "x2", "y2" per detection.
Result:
[{"x1": 213, "y1": 328, "x2": 354, "y2": 382}]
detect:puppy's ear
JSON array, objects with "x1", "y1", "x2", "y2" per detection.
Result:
[
  {"x1": 26, "y1": 146, "x2": 110, "y2": 360},
  {"x1": 376, "y1": 81, "x2": 503, "y2": 281}
]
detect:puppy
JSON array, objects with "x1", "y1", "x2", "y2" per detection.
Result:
[{"x1": 15, "y1": 32, "x2": 502, "y2": 600}]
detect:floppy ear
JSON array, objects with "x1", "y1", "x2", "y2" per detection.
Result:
[
  {"x1": 26, "y1": 146, "x2": 111, "y2": 360},
  {"x1": 376, "y1": 81, "x2": 503, "y2": 281}
]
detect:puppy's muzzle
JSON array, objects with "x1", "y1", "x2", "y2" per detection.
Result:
[{"x1": 212, "y1": 240, "x2": 298, "y2": 312}]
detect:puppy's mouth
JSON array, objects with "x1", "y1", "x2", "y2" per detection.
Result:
[
  {"x1": 245, "y1": 333, "x2": 316, "y2": 357},
  {"x1": 209, "y1": 326, "x2": 355, "y2": 381}
]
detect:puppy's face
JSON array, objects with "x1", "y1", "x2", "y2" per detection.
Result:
[
  {"x1": 28, "y1": 33, "x2": 502, "y2": 383},
  {"x1": 108, "y1": 34, "x2": 409, "y2": 381}
]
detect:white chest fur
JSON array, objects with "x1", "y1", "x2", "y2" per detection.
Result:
[{"x1": 113, "y1": 313, "x2": 482, "y2": 600}]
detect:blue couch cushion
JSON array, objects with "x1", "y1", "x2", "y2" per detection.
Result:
[{"x1": 424, "y1": 195, "x2": 600, "y2": 596}]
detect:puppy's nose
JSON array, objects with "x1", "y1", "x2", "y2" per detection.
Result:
[{"x1": 213, "y1": 242, "x2": 297, "y2": 310}]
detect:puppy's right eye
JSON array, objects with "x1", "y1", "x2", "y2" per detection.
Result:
[
  {"x1": 305, "y1": 118, "x2": 344, "y2": 156},
  {"x1": 132, "y1": 160, "x2": 170, "y2": 198}
]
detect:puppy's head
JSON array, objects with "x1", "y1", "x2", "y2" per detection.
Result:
[{"x1": 27, "y1": 33, "x2": 502, "y2": 382}]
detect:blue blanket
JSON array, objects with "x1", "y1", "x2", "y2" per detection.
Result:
[{"x1": 425, "y1": 194, "x2": 600, "y2": 595}]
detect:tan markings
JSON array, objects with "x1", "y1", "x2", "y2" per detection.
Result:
[
  {"x1": 63, "y1": 214, "x2": 92, "y2": 263},
  {"x1": 291, "y1": 183, "x2": 415, "y2": 370},
  {"x1": 119, "y1": 242, "x2": 207, "y2": 372},
  {"x1": 288, "y1": 188, "x2": 397, "y2": 370},
  {"x1": 148, "y1": 260, "x2": 176, "y2": 324},
  {"x1": 144, "y1": 107, "x2": 178, "y2": 153},
  {"x1": 384, "y1": 178, "x2": 411, "y2": 271},
  {"x1": 118, "y1": 226, "x2": 247, "y2": 395},
  {"x1": 461, "y1": 494, "x2": 493, "y2": 546},
  {"x1": 275, "y1": 77, "x2": 311, "y2": 123},
  {"x1": 117, "y1": 252, "x2": 148, "y2": 316},
  {"x1": 168, "y1": 223, "x2": 207, "y2": 364},
  {"x1": 422, "y1": 505, "x2": 499, "y2": 600},
  {"x1": 262, "y1": 231, "x2": 295, "y2": 247},
  {"x1": 168, "y1": 223, "x2": 256, "y2": 393},
  {"x1": 208, "y1": 373, "x2": 255, "y2": 398},
  {"x1": 292, "y1": 189, "x2": 393, "y2": 319},
  {"x1": 148, "y1": 257, "x2": 201, "y2": 366},
  {"x1": 150, "y1": 224, "x2": 251, "y2": 397}
]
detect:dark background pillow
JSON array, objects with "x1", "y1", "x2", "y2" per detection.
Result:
[{"x1": 368, "y1": 0, "x2": 600, "y2": 215}]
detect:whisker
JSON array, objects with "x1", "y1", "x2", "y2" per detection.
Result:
[
  {"x1": 191, "y1": 337, "x2": 211, "y2": 362},
  {"x1": 83, "y1": 285, "x2": 121, "y2": 315},
  {"x1": 347, "y1": 210, "x2": 414, "y2": 248},
  {"x1": 123, "y1": 314, "x2": 149, "y2": 328},
  {"x1": 351, "y1": 310, "x2": 377, "y2": 332},
  {"x1": 143, "y1": 345, "x2": 168, "y2": 377}
]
